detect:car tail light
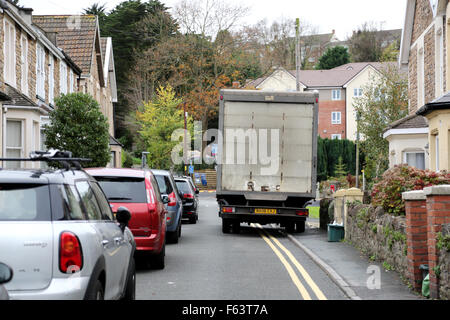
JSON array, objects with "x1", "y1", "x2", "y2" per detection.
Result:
[
  {"x1": 168, "y1": 192, "x2": 177, "y2": 206},
  {"x1": 59, "y1": 232, "x2": 83, "y2": 273},
  {"x1": 222, "y1": 207, "x2": 235, "y2": 213},
  {"x1": 183, "y1": 193, "x2": 194, "y2": 199},
  {"x1": 296, "y1": 209, "x2": 309, "y2": 216}
]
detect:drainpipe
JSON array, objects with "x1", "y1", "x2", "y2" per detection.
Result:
[{"x1": 2, "y1": 106, "x2": 7, "y2": 166}]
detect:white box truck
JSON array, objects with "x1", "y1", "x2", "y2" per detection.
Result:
[{"x1": 216, "y1": 89, "x2": 318, "y2": 233}]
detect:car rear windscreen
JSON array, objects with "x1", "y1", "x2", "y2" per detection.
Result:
[
  {"x1": 94, "y1": 177, "x2": 147, "y2": 203},
  {"x1": 175, "y1": 180, "x2": 191, "y2": 194},
  {"x1": 0, "y1": 184, "x2": 51, "y2": 221},
  {"x1": 155, "y1": 175, "x2": 174, "y2": 195}
]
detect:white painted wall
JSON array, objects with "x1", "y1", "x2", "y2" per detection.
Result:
[
  {"x1": 385, "y1": 133, "x2": 429, "y2": 169},
  {"x1": 257, "y1": 69, "x2": 299, "y2": 91}
]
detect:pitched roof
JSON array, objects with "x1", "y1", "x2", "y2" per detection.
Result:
[
  {"x1": 385, "y1": 113, "x2": 428, "y2": 130},
  {"x1": 289, "y1": 62, "x2": 396, "y2": 88},
  {"x1": 32, "y1": 15, "x2": 98, "y2": 75},
  {"x1": 417, "y1": 91, "x2": 450, "y2": 116},
  {"x1": 2, "y1": 84, "x2": 36, "y2": 107}
]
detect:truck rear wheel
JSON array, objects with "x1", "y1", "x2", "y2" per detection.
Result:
[
  {"x1": 295, "y1": 221, "x2": 305, "y2": 233},
  {"x1": 285, "y1": 222, "x2": 295, "y2": 233},
  {"x1": 232, "y1": 221, "x2": 241, "y2": 234},
  {"x1": 222, "y1": 219, "x2": 231, "y2": 233}
]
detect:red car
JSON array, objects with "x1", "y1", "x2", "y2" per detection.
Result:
[{"x1": 85, "y1": 168, "x2": 167, "y2": 269}]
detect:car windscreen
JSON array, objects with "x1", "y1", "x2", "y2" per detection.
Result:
[
  {"x1": 94, "y1": 176, "x2": 147, "y2": 203},
  {"x1": 175, "y1": 180, "x2": 191, "y2": 194},
  {"x1": 0, "y1": 184, "x2": 51, "y2": 221}
]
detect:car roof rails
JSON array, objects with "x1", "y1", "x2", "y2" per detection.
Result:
[{"x1": 0, "y1": 149, "x2": 91, "y2": 171}]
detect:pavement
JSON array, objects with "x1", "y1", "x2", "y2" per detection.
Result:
[{"x1": 289, "y1": 218, "x2": 425, "y2": 300}]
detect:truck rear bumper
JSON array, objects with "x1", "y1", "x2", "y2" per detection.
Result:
[{"x1": 219, "y1": 212, "x2": 307, "y2": 225}]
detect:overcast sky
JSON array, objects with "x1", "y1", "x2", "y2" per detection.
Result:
[{"x1": 19, "y1": 0, "x2": 407, "y2": 40}]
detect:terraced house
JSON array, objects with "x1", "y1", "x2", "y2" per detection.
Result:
[
  {"x1": 387, "y1": 0, "x2": 450, "y2": 171},
  {"x1": 0, "y1": 0, "x2": 121, "y2": 168}
]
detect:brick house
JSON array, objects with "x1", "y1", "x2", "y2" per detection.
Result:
[
  {"x1": 388, "y1": 0, "x2": 450, "y2": 171},
  {"x1": 246, "y1": 62, "x2": 395, "y2": 140},
  {"x1": 32, "y1": 15, "x2": 122, "y2": 167},
  {"x1": 0, "y1": 1, "x2": 81, "y2": 169}
]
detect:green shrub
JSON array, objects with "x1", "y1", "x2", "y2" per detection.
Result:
[{"x1": 371, "y1": 164, "x2": 450, "y2": 215}]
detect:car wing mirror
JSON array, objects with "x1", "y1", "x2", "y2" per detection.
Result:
[
  {"x1": 116, "y1": 206, "x2": 131, "y2": 232},
  {"x1": 162, "y1": 195, "x2": 169, "y2": 204},
  {"x1": 195, "y1": 189, "x2": 199, "y2": 194},
  {"x1": 0, "y1": 262, "x2": 13, "y2": 284}
]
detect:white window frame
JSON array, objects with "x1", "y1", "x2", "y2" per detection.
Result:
[
  {"x1": 331, "y1": 111, "x2": 341, "y2": 124},
  {"x1": 48, "y1": 54, "x2": 54, "y2": 105},
  {"x1": 36, "y1": 43, "x2": 46, "y2": 100},
  {"x1": 4, "y1": 18, "x2": 16, "y2": 87},
  {"x1": 331, "y1": 134, "x2": 341, "y2": 140},
  {"x1": 435, "y1": 135, "x2": 439, "y2": 171},
  {"x1": 60, "y1": 61, "x2": 68, "y2": 95},
  {"x1": 20, "y1": 33, "x2": 28, "y2": 95},
  {"x1": 5, "y1": 119, "x2": 24, "y2": 168},
  {"x1": 332, "y1": 89, "x2": 341, "y2": 101},
  {"x1": 69, "y1": 69, "x2": 74, "y2": 93},
  {"x1": 353, "y1": 88, "x2": 362, "y2": 97},
  {"x1": 403, "y1": 151, "x2": 426, "y2": 170}
]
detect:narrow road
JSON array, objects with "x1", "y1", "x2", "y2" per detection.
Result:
[{"x1": 136, "y1": 192, "x2": 347, "y2": 300}]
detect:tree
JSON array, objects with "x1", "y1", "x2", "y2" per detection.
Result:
[
  {"x1": 348, "y1": 23, "x2": 383, "y2": 62},
  {"x1": 100, "y1": 0, "x2": 178, "y2": 149},
  {"x1": 136, "y1": 85, "x2": 193, "y2": 169},
  {"x1": 83, "y1": 2, "x2": 108, "y2": 27},
  {"x1": 315, "y1": 46, "x2": 350, "y2": 70},
  {"x1": 334, "y1": 156, "x2": 347, "y2": 177},
  {"x1": 353, "y1": 64, "x2": 408, "y2": 180},
  {"x1": 43, "y1": 93, "x2": 111, "y2": 167}
]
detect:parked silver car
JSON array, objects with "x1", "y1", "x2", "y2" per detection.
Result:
[
  {"x1": 0, "y1": 152, "x2": 136, "y2": 300},
  {"x1": 0, "y1": 262, "x2": 13, "y2": 300}
]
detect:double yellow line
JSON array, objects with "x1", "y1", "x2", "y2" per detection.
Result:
[{"x1": 252, "y1": 223, "x2": 327, "y2": 300}]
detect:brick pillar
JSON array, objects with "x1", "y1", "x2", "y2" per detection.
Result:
[
  {"x1": 402, "y1": 190, "x2": 428, "y2": 292},
  {"x1": 424, "y1": 185, "x2": 450, "y2": 299}
]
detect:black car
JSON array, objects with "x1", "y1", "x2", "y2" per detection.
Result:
[{"x1": 175, "y1": 177, "x2": 199, "y2": 224}]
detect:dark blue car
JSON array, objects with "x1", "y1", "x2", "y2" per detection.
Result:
[{"x1": 152, "y1": 170, "x2": 183, "y2": 244}]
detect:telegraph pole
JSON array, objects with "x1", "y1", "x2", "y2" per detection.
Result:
[
  {"x1": 184, "y1": 102, "x2": 188, "y2": 176},
  {"x1": 355, "y1": 111, "x2": 360, "y2": 189},
  {"x1": 295, "y1": 18, "x2": 301, "y2": 91}
]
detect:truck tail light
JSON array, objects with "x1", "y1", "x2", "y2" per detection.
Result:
[
  {"x1": 59, "y1": 232, "x2": 83, "y2": 274},
  {"x1": 296, "y1": 209, "x2": 309, "y2": 216},
  {"x1": 222, "y1": 207, "x2": 235, "y2": 213}
]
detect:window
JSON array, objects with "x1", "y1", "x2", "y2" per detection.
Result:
[
  {"x1": 90, "y1": 182, "x2": 114, "y2": 221},
  {"x1": 75, "y1": 181, "x2": 103, "y2": 221},
  {"x1": 20, "y1": 34, "x2": 28, "y2": 95},
  {"x1": 150, "y1": 175, "x2": 162, "y2": 202},
  {"x1": 36, "y1": 44, "x2": 46, "y2": 99},
  {"x1": 94, "y1": 177, "x2": 147, "y2": 203},
  {"x1": 59, "y1": 185, "x2": 85, "y2": 220},
  {"x1": 155, "y1": 175, "x2": 174, "y2": 195},
  {"x1": 108, "y1": 151, "x2": 116, "y2": 168},
  {"x1": 331, "y1": 134, "x2": 341, "y2": 140},
  {"x1": 331, "y1": 112, "x2": 341, "y2": 124},
  {"x1": 6, "y1": 120, "x2": 23, "y2": 169},
  {"x1": 332, "y1": 89, "x2": 341, "y2": 100},
  {"x1": 4, "y1": 18, "x2": 16, "y2": 86},
  {"x1": 353, "y1": 88, "x2": 362, "y2": 97},
  {"x1": 60, "y1": 61, "x2": 68, "y2": 94},
  {"x1": 403, "y1": 152, "x2": 425, "y2": 170},
  {"x1": 48, "y1": 54, "x2": 54, "y2": 105},
  {"x1": 0, "y1": 184, "x2": 51, "y2": 221}
]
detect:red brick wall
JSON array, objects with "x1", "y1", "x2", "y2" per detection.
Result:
[
  {"x1": 426, "y1": 194, "x2": 450, "y2": 299},
  {"x1": 405, "y1": 198, "x2": 428, "y2": 291},
  {"x1": 318, "y1": 100, "x2": 346, "y2": 139}
]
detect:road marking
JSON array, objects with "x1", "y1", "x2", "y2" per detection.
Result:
[
  {"x1": 256, "y1": 224, "x2": 327, "y2": 300},
  {"x1": 253, "y1": 223, "x2": 327, "y2": 300},
  {"x1": 253, "y1": 225, "x2": 312, "y2": 300}
]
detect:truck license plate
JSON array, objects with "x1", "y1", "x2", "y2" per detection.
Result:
[{"x1": 255, "y1": 208, "x2": 277, "y2": 214}]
